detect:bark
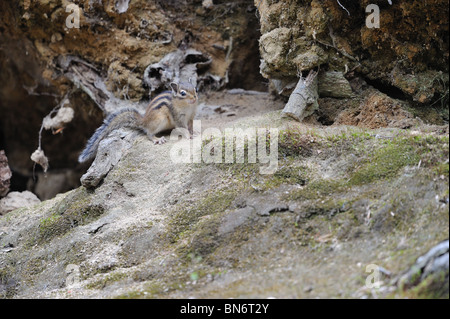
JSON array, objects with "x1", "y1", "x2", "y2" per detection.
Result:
[
  {"x1": 282, "y1": 70, "x2": 319, "y2": 121},
  {"x1": 80, "y1": 129, "x2": 137, "y2": 188}
]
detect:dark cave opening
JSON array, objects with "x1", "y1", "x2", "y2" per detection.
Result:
[
  {"x1": 363, "y1": 77, "x2": 410, "y2": 101},
  {"x1": 226, "y1": 15, "x2": 268, "y2": 92}
]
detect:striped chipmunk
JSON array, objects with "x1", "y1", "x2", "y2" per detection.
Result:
[{"x1": 78, "y1": 81, "x2": 198, "y2": 163}]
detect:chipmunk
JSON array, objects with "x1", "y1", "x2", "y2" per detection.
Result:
[{"x1": 78, "y1": 81, "x2": 198, "y2": 163}]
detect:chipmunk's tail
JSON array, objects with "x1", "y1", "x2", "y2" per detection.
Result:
[{"x1": 78, "y1": 108, "x2": 142, "y2": 163}]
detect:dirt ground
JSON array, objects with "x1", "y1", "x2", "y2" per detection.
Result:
[{"x1": 196, "y1": 90, "x2": 285, "y2": 129}]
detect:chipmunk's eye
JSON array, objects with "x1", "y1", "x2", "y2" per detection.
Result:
[{"x1": 180, "y1": 90, "x2": 187, "y2": 97}]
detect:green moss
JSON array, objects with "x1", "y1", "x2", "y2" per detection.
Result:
[
  {"x1": 0, "y1": 265, "x2": 16, "y2": 298},
  {"x1": 217, "y1": 162, "x2": 260, "y2": 181},
  {"x1": 349, "y1": 139, "x2": 419, "y2": 185},
  {"x1": 38, "y1": 214, "x2": 65, "y2": 242},
  {"x1": 411, "y1": 270, "x2": 449, "y2": 299},
  {"x1": 115, "y1": 290, "x2": 147, "y2": 299},
  {"x1": 273, "y1": 165, "x2": 308, "y2": 185},
  {"x1": 245, "y1": 163, "x2": 309, "y2": 192},
  {"x1": 183, "y1": 216, "x2": 222, "y2": 258},
  {"x1": 166, "y1": 188, "x2": 238, "y2": 245},
  {"x1": 33, "y1": 188, "x2": 105, "y2": 244},
  {"x1": 278, "y1": 129, "x2": 318, "y2": 158},
  {"x1": 395, "y1": 270, "x2": 449, "y2": 299},
  {"x1": 347, "y1": 135, "x2": 449, "y2": 186},
  {"x1": 201, "y1": 127, "x2": 320, "y2": 170},
  {"x1": 286, "y1": 178, "x2": 347, "y2": 201},
  {"x1": 435, "y1": 162, "x2": 449, "y2": 177},
  {"x1": 86, "y1": 272, "x2": 128, "y2": 290},
  {"x1": 325, "y1": 129, "x2": 374, "y2": 144}
]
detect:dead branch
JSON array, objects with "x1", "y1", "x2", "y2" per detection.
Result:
[{"x1": 282, "y1": 70, "x2": 319, "y2": 122}]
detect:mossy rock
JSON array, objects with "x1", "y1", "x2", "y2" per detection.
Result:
[{"x1": 33, "y1": 188, "x2": 105, "y2": 244}]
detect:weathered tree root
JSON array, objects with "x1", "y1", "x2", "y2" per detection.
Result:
[{"x1": 282, "y1": 70, "x2": 319, "y2": 122}]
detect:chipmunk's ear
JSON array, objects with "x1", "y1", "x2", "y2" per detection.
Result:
[{"x1": 170, "y1": 82, "x2": 179, "y2": 94}]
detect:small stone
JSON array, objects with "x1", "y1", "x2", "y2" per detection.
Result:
[
  {"x1": 202, "y1": 0, "x2": 213, "y2": 9},
  {"x1": 0, "y1": 150, "x2": 12, "y2": 197},
  {"x1": 304, "y1": 286, "x2": 313, "y2": 293},
  {"x1": 0, "y1": 191, "x2": 40, "y2": 215}
]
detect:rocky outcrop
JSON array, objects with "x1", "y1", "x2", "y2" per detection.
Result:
[
  {"x1": 0, "y1": 151, "x2": 11, "y2": 198},
  {"x1": 255, "y1": 0, "x2": 449, "y2": 104},
  {"x1": 0, "y1": 103, "x2": 448, "y2": 298}
]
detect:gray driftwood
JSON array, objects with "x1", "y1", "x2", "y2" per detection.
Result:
[
  {"x1": 57, "y1": 55, "x2": 126, "y2": 114},
  {"x1": 143, "y1": 48, "x2": 213, "y2": 93},
  {"x1": 80, "y1": 129, "x2": 138, "y2": 188},
  {"x1": 282, "y1": 70, "x2": 319, "y2": 121}
]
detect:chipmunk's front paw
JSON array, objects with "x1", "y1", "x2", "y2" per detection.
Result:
[{"x1": 153, "y1": 136, "x2": 167, "y2": 145}]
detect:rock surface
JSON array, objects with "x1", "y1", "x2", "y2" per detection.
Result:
[
  {"x1": 397, "y1": 240, "x2": 449, "y2": 292},
  {"x1": 0, "y1": 99, "x2": 448, "y2": 298},
  {"x1": 0, "y1": 151, "x2": 12, "y2": 198},
  {"x1": 0, "y1": 191, "x2": 40, "y2": 216},
  {"x1": 255, "y1": 0, "x2": 449, "y2": 103},
  {"x1": 0, "y1": 1, "x2": 448, "y2": 299}
]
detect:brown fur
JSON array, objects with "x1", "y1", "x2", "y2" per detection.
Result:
[
  {"x1": 139, "y1": 82, "x2": 198, "y2": 143},
  {"x1": 78, "y1": 82, "x2": 198, "y2": 162}
]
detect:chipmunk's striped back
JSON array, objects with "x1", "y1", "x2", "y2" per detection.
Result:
[
  {"x1": 148, "y1": 91, "x2": 172, "y2": 110},
  {"x1": 145, "y1": 91, "x2": 181, "y2": 122},
  {"x1": 79, "y1": 83, "x2": 198, "y2": 164}
]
